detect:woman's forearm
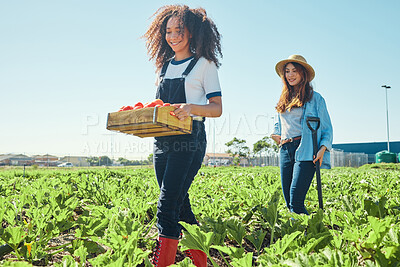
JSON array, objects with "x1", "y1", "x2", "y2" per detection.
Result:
[
  {"x1": 172, "y1": 96, "x2": 222, "y2": 120},
  {"x1": 188, "y1": 102, "x2": 222, "y2": 117},
  {"x1": 270, "y1": 134, "x2": 281, "y2": 145}
]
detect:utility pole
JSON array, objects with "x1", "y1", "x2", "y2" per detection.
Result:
[{"x1": 381, "y1": 85, "x2": 391, "y2": 152}]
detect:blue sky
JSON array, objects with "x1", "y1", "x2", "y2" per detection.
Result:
[{"x1": 1, "y1": 0, "x2": 399, "y2": 159}]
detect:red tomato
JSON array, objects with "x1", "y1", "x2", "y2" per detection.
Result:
[
  {"x1": 144, "y1": 102, "x2": 156, "y2": 108},
  {"x1": 122, "y1": 106, "x2": 134, "y2": 111},
  {"x1": 133, "y1": 102, "x2": 144, "y2": 109},
  {"x1": 163, "y1": 103, "x2": 171, "y2": 106},
  {"x1": 153, "y1": 99, "x2": 164, "y2": 106}
]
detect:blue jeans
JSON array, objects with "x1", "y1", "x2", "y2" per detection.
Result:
[
  {"x1": 279, "y1": 139, "x2": 315, "y2": 215},
  {"x1": 153, "y1": 121, "x2": 207, "y2": 238}
]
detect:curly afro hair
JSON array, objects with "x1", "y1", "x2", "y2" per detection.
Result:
[{"x1": 143, "y1": 5, "x2": 222, "y2": 69}]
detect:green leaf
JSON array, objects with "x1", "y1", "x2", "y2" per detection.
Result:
[
  {"x1": 385, "y1": 227, "x2": 399, "y2": 244},
  {"x1": 203, "y1": 217, "x2": 227, "y2": 246},
  {"x1": 179, "y1": 222, "x2": 213, "y2": 254},
  {"x1": 1, "y1": 226, "x2": 26, "y2": 249},
  {"x1": 259, "y1": 191, "x2": 280, "y2": 229},
  {"x1": 88, "y1": 250, "x2": 113, "y2": 266},
  {"x1": 374, "y1": 249, "x2": 389, "y2": 267},
  {"x1": 231, "y1": 252, "x2": 253, "y2": 267},
  {"x1": 280, "y1": 217, "x2": 306, "y2": 237},
  {"x1": 60, "y1": 255, "x2": 78, "y2": 266},
  {"x1": 242, "y1": 205, "x2": 260, "y2": 224},
  {"x1": 83, "y1": 240, "x2": 106, "y2": 254},
  {"x1": 382, "y1": 246, "x2": 399, "y2": 260},
  {"x1": 226, "y1": 218, "x2": 246, "y2": 247},
  {"x1": 302, "y1": 232, "x2": 332, "y2": 253},
  {"x1": 272, "y1": 231, "x2": 302, "y2": 255},
  {"x1": 342, "y1": 195, "x2": 358, "y2": 214},
  {"x1": 331, "y1": 232, "x2": 344, "y2": 249},
  {"x1": 364, "y1": 199, "x2": 381, "y2": 218},
  {"x1": 245, "y1": 229, "x2": 267, "y2": 253},
  {"x1": 259, "y1": 190, "x2": 280, "y2": 245},
  {"x1": 73, "y1": 246, "x2": 88, "y2": 267},
  {"x1": 76, "y1": 215, "x2": 109, "y2": 238},
  {"x1": 377, "y1": 196, "x2": 388, "y2": 218},
  {"x1": 0, "y1": 261, "x2": 33, "y2": 267},
  {"x1": 211, "y1": 245, "x2": 245, "y2": 259},
  {"x1": 364, "y1": 216, "x2": 391, "y2": 249},
  {"x1": 306, "y1": 209, "x2": 327, "y2": 235},
  {"x1": 170, "y1": 257, "x2": 196, "y2": 266},
  {"x1": 180, "y1": 222, "x2": 219, "y2": 267}
]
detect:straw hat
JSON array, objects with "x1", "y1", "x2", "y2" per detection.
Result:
[{"x1": 275, "y1": 55, "x2": 315, "y2": 82}]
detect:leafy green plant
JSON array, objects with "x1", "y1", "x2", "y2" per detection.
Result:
[
  {"x1": 0, "y1": 166, "x2": 399, "y2": 266},
  {"x1": 226, "y1": 218, "x2": 246, "y2": 248},
  {"x1": 245, "y1": 229, "x2": 267, "y2": 255},
  {"x1": 179, "y1": 222, "x2": 218, "y2": 267},
  {"x1": 258, "y1": 190, "x2": 280, "y2": 246}
]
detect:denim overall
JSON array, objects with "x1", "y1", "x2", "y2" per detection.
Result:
[{"x1": 153, "y1": 58, "x2": 207, "y2": 238}]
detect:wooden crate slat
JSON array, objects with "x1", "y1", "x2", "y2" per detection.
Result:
[
  {"x1": 126, "y1": 125, "x2": 169, "y2": 134},
  {"x1": 155, "y1": 107, "x2": 192, "y2": 132},
  {"x1": 106, "y1": 106, "x2": 193, "y2": 138},
  {"x1": 107, "y1": 122, "x2": 156, "y2": 131},
  {"x1": 127, "y1": 130, "x2": 188, "y2": 138},
  {"x1": 107, "y1": 108, "x2": 155, "y2": 128}
]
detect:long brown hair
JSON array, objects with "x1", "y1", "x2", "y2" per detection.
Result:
[
  {"x1": 143, "y1": 5, "x2": 222, "y2": 69},
  {"x1": 275, "y1": 62, "x2": 313, "y2": 113}
]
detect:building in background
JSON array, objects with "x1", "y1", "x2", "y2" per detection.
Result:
[
  {"x1": 32, "y1": 154, "x2": 60, "y2": 167},
  {"x1": 59, "y1": 156, "x2": 90, "y2": 167},
  {"x1": 0, "y1": 154, "x2": 33, "y2": 166},
  {"x1": 332, "y1": 141, "x2": 400, "y2": 164},
  {"x1": 0, "y1": 154, "x2": 90, "y2": 167},
  {"x1": 203, "y1": 153, "x2": 233, "y2": 166}
]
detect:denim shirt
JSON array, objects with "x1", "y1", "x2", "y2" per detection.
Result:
[{"x1": 273, "y1": 91, "x2": 333, "y2": 169}]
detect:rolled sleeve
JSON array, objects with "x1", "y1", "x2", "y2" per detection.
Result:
[
  {"x1": 272, "y1": 115, "x2": 281, "y2": 136},
  {"x1": 203, "y1": 60, "x2": 221, "y2": 99},
  {"x1": 206, "y1": 91, "x2": 222, "y2": 99}
]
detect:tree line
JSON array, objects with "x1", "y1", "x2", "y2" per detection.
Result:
[
  {"x1": 87, "y1": 136, "x2": 277, "y2": 167},
  {"x1": 86, "y1": 154, "x2": 153, "y2": 167},
  {"x1": 225, "y1": 136, "x2": 278, "y2": 165}
]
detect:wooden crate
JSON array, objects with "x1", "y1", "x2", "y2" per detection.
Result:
[{"x1": 106, "y1": 106, "x2": 192, "y2": 138}]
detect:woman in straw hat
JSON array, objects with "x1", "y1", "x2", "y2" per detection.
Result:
[{"x1": 271, "y1": 55, "x2": 333, "y2": 215}]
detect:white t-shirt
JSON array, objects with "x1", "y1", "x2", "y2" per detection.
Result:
[
  {"x1": 156, "y1": 57, "x2": 222, "y2": 105},
  {"x1": 280, "y1": 107, "x2": 303, "y2": 140}
]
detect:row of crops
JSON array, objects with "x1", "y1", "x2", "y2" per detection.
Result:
[{"x1": 0, "y1": 164, "x2": 399, "y2": 266}]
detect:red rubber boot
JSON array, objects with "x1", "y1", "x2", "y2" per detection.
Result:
[
  {"x1": 152, "y1": 236, "x2": 179, "y2": 267},
  {"x1": 184, "y1": 249, "x2": 207, "y2": 267}
]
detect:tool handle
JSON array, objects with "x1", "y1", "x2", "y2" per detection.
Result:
[
  {"x1": 306, "y1": 117, "x2": 320, "y2": 133},
  {"x1": 307, "y1": 116, "x2": 323, "y2": 210},
  {"x1": 315, "y1": 162, "x2": 323, "y2": 210}
]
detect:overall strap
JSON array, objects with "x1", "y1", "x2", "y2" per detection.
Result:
[
  {"x1": 181, "y1": 58, "x2": 199, "y2": 78},
  {"x1": 159, "y1": 60, "x2": 172, "y2": 79}
]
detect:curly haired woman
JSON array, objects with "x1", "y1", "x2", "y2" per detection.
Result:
[
  {"x1": 143, "y1": 5, "x2": 223, "y2": 267},
  {"x1": 271, "y1": 55, "x2": 333, "y2": 215}
]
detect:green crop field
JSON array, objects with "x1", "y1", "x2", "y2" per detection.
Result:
[{"x1": 0, "y1": 164, "x2": 399, "y2": 266}]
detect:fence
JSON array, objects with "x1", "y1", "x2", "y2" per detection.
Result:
[
  {"x1": 330, "y1": 149, "x2": 368, "y2": 168},
  {"x1": 249, "y1": 149, "x2": 368, "y2": 168},
  {"x1": 250, "y1": 153, "x2": 279, "y2": 167}
]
